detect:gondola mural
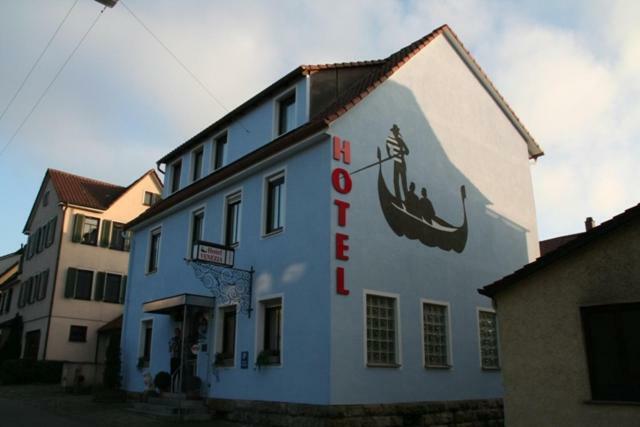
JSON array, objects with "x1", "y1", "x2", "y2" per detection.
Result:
[{"x1": 353, "y1": 124, "x2": 468, "y2": 253}]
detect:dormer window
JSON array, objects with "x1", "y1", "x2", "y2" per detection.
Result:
[
  {"x1": 213, "y1": 132, "x2": 227, "y2": 171},
  {"x1": 191, "y1": 146, "x2": 204, "y2": 182},
  {"x1": 170, "y1": 160, "x2": 182, "y2": 193},
  {"x1": 277, "y1": 92, "x2": 296, "y2": 136}
]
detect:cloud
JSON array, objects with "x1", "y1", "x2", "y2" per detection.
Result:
[{"x1": 0, "y1": 0, "x2": 638, "y2": 253}]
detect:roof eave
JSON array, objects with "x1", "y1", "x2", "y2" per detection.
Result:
[{"x1": 441, "y1": 28, "x2": 544, "y2": 160}]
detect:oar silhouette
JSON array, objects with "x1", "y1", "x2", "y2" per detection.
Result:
[{"x1": 351, "y1": 147, "x2": 397, "y2": 176}]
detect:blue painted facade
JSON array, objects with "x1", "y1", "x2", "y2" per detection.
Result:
[{"x1": 122, "y1": 28, "x2": 541, "y2": 405}]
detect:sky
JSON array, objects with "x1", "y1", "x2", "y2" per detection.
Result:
[{"x1": 0, "y1": 0, "x2": 638, "y2": 254}]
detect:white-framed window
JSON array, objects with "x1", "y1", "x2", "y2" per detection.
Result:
[
  {"x1": 215, "y1": 305, "x2": 237, "y2": 367},
  {"x1": 422, "y1": 300, "x2": 452, "y2": 368},
  {"x1": 191, "y1": 146, "x2": 204, "y2": 182},
  {"x1": 138, "y1": 319, "x2": 153, "y2": 368},
  {"x1": 170, "y1": 160, "x2": 182, "y2": 193},
  {"x1": 188, "y1": 208, "x2": 205, "y2": 257},
  {"x1": 275, "y1": 90, "x2": 296, "y2": 136},
  {"x1": 256, "y1": 296, "x2": 283, "y2": 366},
  {"x1": 147, "y1": 227, "x2": 161, "y2": 274},
  {"x1": 224, "y1": 192, "x2": 241, "y2": 246},
  {"x1": 478, "y1": 308, "x2": 500, "y2": 370},
  {"x1": 364, "y1": 291, "x2": 400, "y2": 367},
  {"x1": 212, "y1": 132, "x2": 227, "y2": 171},
  {"x1": 263, "y1": 171, "x2": 285, "y2": 236},
  {"x1": 143, "y1": 191, "x2": 161, "y2": 206}
]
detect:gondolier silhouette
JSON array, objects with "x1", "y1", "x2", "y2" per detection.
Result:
[{"x1": 386, "y1": 124, "x2": 409, "y2": 200}]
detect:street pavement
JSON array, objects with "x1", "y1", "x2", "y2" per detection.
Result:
[{"x1": 0, "y1": 397, "x2": 90, "y2": 427}]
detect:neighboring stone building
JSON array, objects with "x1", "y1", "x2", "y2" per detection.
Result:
[
  {"x1": 480, "y1": 203, "x2": 640, "y2": 427},
  {"x1": 0, "y1": 248, "x2": 22, "y2": 359},
  {"x1": 121, "y1": 24, "x2": 542, "y2": 422},
  {"x1": 0, "y1": 168, "x2": 162, "y2": 384}
]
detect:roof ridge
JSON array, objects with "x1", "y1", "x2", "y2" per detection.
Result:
[
  {"x1": 301, "y1": 59, "x2": 386, "y2": 71},
  {"x1": 47, "y1": 168, "x2": 125, "y2": 189}
]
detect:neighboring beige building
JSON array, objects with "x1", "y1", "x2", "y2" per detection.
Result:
[
  {"x1": 480, "y1": 203, "x2": 640, "y2": 427},
  {"x1": 0, "y1": 168, "x2": 162, "y2": 382}
]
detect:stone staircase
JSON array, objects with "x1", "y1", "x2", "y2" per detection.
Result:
[{"x1": 129, "y1": 392, "x2": 211, "y2": 422}]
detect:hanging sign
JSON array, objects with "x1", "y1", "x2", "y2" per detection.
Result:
[{"x1": 192, "y1": 241, "x2": 235, "y2": 267}]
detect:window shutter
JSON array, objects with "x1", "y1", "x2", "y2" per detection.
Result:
[
  {"x1": 46, "y1": 217, "x2": 56, "y2": 247},
  {"x1": 94, "y1": 272, "x2": 105, "y2": 301},
  {"x1": 65, "y1": 268, "x2": 77, "y2": 298},
  {"x1": 25, "y1": 236, "x2": 32, "y2": 260},
  {"x1": 5, "y1": 289, "x2": 12, "y2": 313},
  {"x1": 100, "y1": 220, "x2": 112, "y2": 247},
  {"x1": 123, "y1": 231, "x2": 131, "y2": 252},
  {"x1": 29, "y1": 277, "x2": 38, "y2": 304},
  {"x1": 119, "y1": 275, "x2": 127, "y2": 304},
  {"x1": 72, "y1": 214, "x2": 84, "y2": 242},
  {"x1": 38, "y1": 270, "x2": 49, "y2": 301},
  {"x1": 18, "y1": 284, "x2": 25, "y2": 308}
]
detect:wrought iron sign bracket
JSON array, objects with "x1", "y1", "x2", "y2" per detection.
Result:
[{"x1": 186, "y1": 259, "x2": 254, "y2": 318}]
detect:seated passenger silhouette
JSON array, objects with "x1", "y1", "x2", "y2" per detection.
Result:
[
  {"x1": 418, "y1": 187, "x2": 436, "y2": 222},
  {"x1": 404, "y1": 182, "x2": 420, "y2": 216}
]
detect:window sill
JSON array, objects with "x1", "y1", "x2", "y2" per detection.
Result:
[
  {"x1": 262, "y1": 229, "x2": 283, "y2": 239},
  {"x1": 584, "y1": 400, "x2": 640, "y2": 407},
  {"x1": 481, "y1": 366, "x2": 501, "y2": 371},
  {"x1": 367, "y1": 363, "x2": 401, "y2": 369},
  {"x1": 425, "y1": 365, "x2": 452, "y2": 370}
]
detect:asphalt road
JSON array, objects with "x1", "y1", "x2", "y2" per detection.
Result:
[{"x1": 0, "y1": 397, "x2": 90, "y2": 427}]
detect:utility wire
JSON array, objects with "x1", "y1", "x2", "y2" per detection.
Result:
[
  {"x1": 0, "y1": 6, "x2": 107, "y2": 158},
  {"x1": 0, "y1": 0, "x2": 80, "y2": 124},
  {"x1": 120, "y1": 0, "x2": 250, "y2": 133}
]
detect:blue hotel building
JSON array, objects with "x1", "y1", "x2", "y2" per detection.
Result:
[{"x1": 121, "y1": 25, "x2": 543, "y2": 417}]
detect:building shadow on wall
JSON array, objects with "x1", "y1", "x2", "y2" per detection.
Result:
[{"x1": 348, "y1": 80, "x2": 533, "y2": 287}]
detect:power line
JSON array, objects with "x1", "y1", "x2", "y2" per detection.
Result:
[
  {"x1": 0, "y1": 0, "x2": 80, "y2": 124},
  {"x1": 0, "y1": 6, "x2": 107, "y2": 158},
  {"x1": 120, "y1": 0, "x2": 250, "y2": 133}
]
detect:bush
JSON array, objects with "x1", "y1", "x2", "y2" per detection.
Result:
[
  {"x1": 154, "y1": 371, "x2": 171, "y2": 392},
  {"x1": 0, "y1": 359, "x2": 62, "y2": 385}
]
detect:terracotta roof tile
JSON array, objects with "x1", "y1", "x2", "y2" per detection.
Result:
[
  {"x1": 539, "y1": 233, "x2": 583, "y2": 256},
  {"x1": 479, "y1": 203, "x2": 640, "y2": 297},
  {"x1": 131, "y1": 24, "x2": 542, "y2": 229},
  {"x1": 48, "y1": 169, "x2": 126, "y2": 210}
]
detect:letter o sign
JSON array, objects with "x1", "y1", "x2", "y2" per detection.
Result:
[{"x1": 332, "y1": 168, "x2": 352, "y2": 194}]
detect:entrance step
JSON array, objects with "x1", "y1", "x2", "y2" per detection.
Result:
[{"x1": 129, "y1": 397, "x2": 211, "y2": 421}]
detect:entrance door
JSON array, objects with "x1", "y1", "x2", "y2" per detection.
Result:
[
  {"x1": 179, "y1": 306, "x2": 210, "y2": 396},
  {"x1": 23, "y1": 330, "x2": 41, "y2": 360}
]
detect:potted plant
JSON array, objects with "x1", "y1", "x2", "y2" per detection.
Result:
[
  {"x1": 154, "y1": 371, "x2": 171, "y2": 394},
  {"x1": 213, "y1": 352, "x2": 225, "y2": 367},
  {"x1": 255, "y1": 351, "x2": 271, "y2": 369},
  {"x1": 136, "y1": 357, "x2": 146, "y2": 370}
]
